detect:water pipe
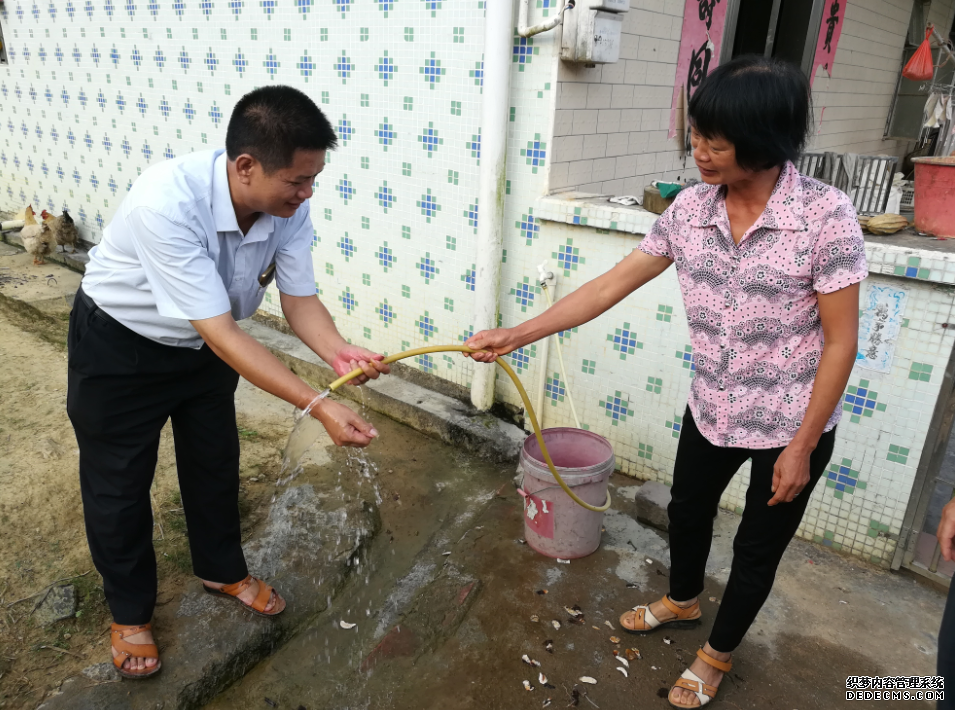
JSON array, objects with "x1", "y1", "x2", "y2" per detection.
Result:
[
  {"x1": 472, "y1": 0, "x2": 570, "y2": 413},
  {"x1": 470, "y1": 0, "x2": 514, "y2": 413},
  {"x1": 327, "y1": 345, "x2": 611, "y2": 513},
  {"x1": 519, "y1": 0, "x2": 575, "y2": 38},
  {"x1": 533, "y1": 263, "x2": 555, "y2": 430},
  {"x1": 537, "y1": 261, "x2": 582, "y2": 429}
]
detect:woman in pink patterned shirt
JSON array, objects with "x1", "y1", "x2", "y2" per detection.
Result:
[{"x1": 467, "y1": 55, "x2": 867, "y2": 708}]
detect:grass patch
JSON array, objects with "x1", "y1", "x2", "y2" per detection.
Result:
[
  {"x1": 167, "y1": 511, "x2": 188, "y2": 535},
  {"x1": 155, "y1": 538, "x2": 193, "y2": 576},
  {"x1": 237, "y1": 426, "x2": 259, "y2": 440},
  {"x1": 72, "y1": 572, "x2": 109, "y2": 627}
]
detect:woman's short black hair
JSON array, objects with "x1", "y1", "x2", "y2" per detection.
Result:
[
  {"x1": 226, "y1": 85, "x2": 337, "y2": 173},
  {"x1": 688, "y1": 55, "x2": 812, "y2": 172}
]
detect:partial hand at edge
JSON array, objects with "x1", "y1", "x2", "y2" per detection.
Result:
[{"x1": 938, "y1": 498, "x2": 955, "y2": 562}]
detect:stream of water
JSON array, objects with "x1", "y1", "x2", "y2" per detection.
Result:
[{"x1": 272, "y1": 386, "x2": 383, "y2": 508}]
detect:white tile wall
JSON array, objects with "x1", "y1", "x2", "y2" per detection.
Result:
[{"x1": 529, "y1": 215, "x2": 955, "y2": 567}]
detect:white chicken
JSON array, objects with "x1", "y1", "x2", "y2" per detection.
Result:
[{"x1": 20, "y1": 205, "x2": 55, "y2": 265}]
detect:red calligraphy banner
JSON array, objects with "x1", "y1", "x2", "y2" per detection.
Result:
[
  {"x1": 668, "y1": 0, "x2": 729, "y2": 139},
  {"x1": 810, "y1": 0, "x2": 847, "y2": 85}
]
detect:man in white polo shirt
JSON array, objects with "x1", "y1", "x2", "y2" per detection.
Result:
[{"x1": 68, "y1": 85, "x2": 388, "y2": 678}]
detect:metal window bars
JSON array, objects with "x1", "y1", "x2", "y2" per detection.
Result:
[{"x1": 797, "y1": 152, "x2": 899, "y2": 216}]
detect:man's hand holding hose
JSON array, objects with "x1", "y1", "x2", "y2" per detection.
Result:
[{"x1": 191, "y1": 311, "x2": 384, "y2": 447}]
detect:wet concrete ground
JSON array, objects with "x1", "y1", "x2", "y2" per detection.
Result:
[{"x1": 207, "y1": 424, "x2": 947, "y2": 710}]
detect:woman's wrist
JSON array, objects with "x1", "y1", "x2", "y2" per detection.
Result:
[
  {"x1": 508, "y1": 323, "x2": 533, "y2": 351},
  {"x1": 787, "y1": 432, "x2": 819, "y2": 454}
]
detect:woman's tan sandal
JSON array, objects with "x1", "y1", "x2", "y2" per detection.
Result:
[
  {"x1": 619, "y1": 595, "x2": 702, "y2": 634},
  {"x1": 111, "y1": 622, "x2": 162, "y2": 679},
  {"x1": 203, "y1": 575, "x2": 286, "y2": 617},
  {"x1": 668, "y1": 648, "x2": 733, "y2": 708}
]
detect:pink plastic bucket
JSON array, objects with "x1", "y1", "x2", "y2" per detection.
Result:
[{"x1": 519, "y1": 428, "x2": 615, "y2": 559}]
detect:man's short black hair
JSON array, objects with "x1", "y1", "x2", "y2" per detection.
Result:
[
  {"x1": 226, "y1": 85, "x2": 337, "y2": 173},
  {"x1": 688, "y1": 55, "x2": 812, "y2": 172}
]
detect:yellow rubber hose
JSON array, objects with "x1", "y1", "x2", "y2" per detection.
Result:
[{"x1": 327, "y1": 345, "x2": 612, "y2": 513}]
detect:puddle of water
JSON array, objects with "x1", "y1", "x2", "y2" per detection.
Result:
[{"x1": 206, "y1": 407, "x2": 511, "y2": 710}]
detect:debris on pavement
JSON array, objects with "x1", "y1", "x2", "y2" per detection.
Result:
[
  {"x1": 522, "y1": 654, "x2": 541, "y2": 667},
  {"x1": 339, "y1": 620, "x2": 357, "y2": 630},
  {"x1": 523, "y1": 680, "x2": 534, "y2": 691},
  {"x1": 544, "y1": 639, "x2": 554, "y2": 653},
  {"x1": 551, "y1": 620, "x2": 561, "y2": 630},
  {"x1": 578, "y1": 676, "x2": 597, "y2": 685},
  {"x1": 616, "y1": 666, "x2": 628, "y2": 678}
]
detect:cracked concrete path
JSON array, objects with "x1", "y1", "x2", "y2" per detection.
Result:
[{"x1": 208, "y1": 476, "x2": 946, "y2": 710}]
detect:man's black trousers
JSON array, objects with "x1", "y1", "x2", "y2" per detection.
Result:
[{"x1": 67, "y1": 286, "x2": 248, "y2": 624}]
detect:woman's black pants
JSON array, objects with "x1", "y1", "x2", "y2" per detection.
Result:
[{"x1": 667, "y1": 407, "x2": 835, "y2": 652}]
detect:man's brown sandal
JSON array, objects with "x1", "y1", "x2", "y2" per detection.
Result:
[
  {"x1": 111, "y1": 622, "x2": 162, "y2": 679},
  {"x1": 619, "y1": 594, "x2": 702, "y2": 634},
  {"x1": 669, "y1": 648, "x2": 732, "y2": 708},
  {"x1": 203, "y1": 574, "x2": 286, "y2": 617}
]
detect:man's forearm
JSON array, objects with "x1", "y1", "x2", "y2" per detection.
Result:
[
  {"x1": 280, "y1": 293, "x2": 347, "y2": 365},
  {"x1": 192, "y1": 314, "x2": 322, "y2": 411}
]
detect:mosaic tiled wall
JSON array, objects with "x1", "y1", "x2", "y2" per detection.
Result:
[
  {"x1": 0, "y1": 0, "x2": 567, "y2": 395},
  {"x1": 531, "y1": 216, "x2": 955, "y2": 566}
]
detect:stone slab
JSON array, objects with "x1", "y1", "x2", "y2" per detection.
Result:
[{"x1": 634, "y1": 480, "x2": 671, "y2": 533}]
